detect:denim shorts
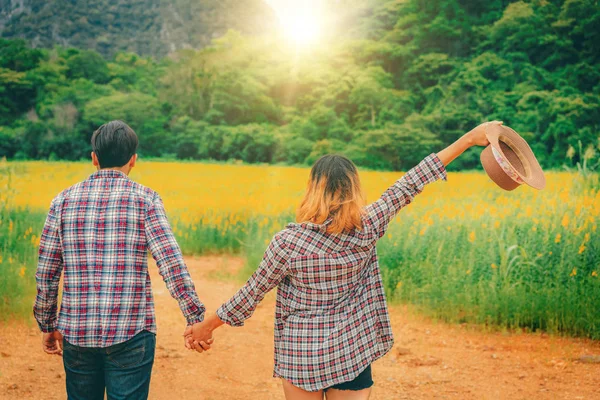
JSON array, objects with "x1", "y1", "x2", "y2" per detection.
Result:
[{"x1": 325, "y1": 365, "x2": 373, "y2": 391}]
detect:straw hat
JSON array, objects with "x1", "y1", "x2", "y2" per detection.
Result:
[{"x1": 480, "y1": 124, "x2": 546, "y2": 191}]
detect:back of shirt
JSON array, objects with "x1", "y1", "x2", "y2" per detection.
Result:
[{"x1": 34, "y1": 169, "x2": 205, "y2": 348}]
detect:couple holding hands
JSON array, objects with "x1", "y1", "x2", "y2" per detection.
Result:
[{"x1": 34, "y1": 119, "x2": 499, "y2": 399}]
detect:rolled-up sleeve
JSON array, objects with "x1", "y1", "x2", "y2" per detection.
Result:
[
  {"x1": 217, "y1": 232, "x2": 289, "y2": 327},
  {"x1": 365, "y1": 153, "x2": 447, "y2": 238}
]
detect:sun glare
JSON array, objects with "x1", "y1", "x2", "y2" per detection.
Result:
[{"x1": 267, "y1": 0, "x2": 323, "y2": 46}]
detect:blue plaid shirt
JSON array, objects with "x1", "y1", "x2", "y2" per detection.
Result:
[{"x1": 34, "y1": 169, "x2": 205, "y2": 348}]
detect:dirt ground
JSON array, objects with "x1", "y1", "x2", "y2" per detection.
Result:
[{"x1": 1, "y1": 256, "x2": 599, "y2": 399}]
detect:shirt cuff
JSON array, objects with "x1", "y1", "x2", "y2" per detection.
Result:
[
  {"x1": 422, "y1": 153, "x2": 448, "y2": 182},
  {"x1": 216, "y1": 305, "x2": 245, "y2": 327},
  {"x1": 186, "y1": 313, "x2": 205, "y2": 325},
  {"x1": 38, "y1": 321, "x2": 58, "y2": 333}
]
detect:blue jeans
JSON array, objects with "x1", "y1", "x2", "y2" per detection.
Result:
[{"x1": 63, "y1": 330, "x2": 156, "y2": 400}]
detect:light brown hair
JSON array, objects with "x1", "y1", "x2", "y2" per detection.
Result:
[{"x1": 296, "y1": 155, "x2": 366, "y2": 234}]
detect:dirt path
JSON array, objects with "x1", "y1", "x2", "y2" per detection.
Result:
[{"x1": 1, "y1": 256, "x2": 600, "y2": 399}]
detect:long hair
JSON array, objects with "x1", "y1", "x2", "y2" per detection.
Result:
[{"x1": 296, "y1": 154, "x2": 366, "y2": 234}]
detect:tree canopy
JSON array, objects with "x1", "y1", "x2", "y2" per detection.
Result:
[{"x1": 0, "y1": 0, "x2": 598, "y2": 170}]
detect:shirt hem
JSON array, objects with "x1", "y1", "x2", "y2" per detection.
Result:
[
  {"x1": 61, "y1": 326, "x2": 157, "y2": 348},
  {"x1": 272, "y1": 338, "x2": 394, "y2": 392}
]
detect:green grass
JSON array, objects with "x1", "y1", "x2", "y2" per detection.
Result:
[
  {"x1": 376, "y1": 219, "x2": 599, "y2": 338},
  {"x1": 2, "y1": 204, "x2": 599, "y2": 339},
  {"x1": 0, "y1": 208, "x2": 43, "y2": 320}
]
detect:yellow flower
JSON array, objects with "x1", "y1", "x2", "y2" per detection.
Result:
[
  {"x1": 396, "y1": 281, "x2": 403, "y2": 289},
  {"x1": 19, "y1": 267, "x2": 26, "y2": 277},
  {"x1": 561, "y1": 214, "x2": 569, "y2": 228},
  {"x1": 592, "y1": 271, "x2": 598, "y2": 277},
  {"x1": 555, "y1": 234, "x2": 561, "y2": 244},
  {"x1": 468, "y1": 231, "x2": 476, "y2": 243},
  {"x1": 419, "y1": 227, "x2": 426, "y2": 236},
  {"x1": 531, "y1": 226, "x2": 537, "y2": 232},
  {"x1": 491, "y1": 263, "x2": 498, "y2": 269},
  {"x1": 579, "y1": 244, "x2": 586, "y2": 254},
  {"x1": 466, "y1": 269, "x2": 471, "y2": 275},
  {"x1": 549, "y1": 251, "x2": 553, "y2": 255},
  {"x1": 570, "y1": 268, "x2": 577, "y2": 277},
  {"x1": 536, "y1": 253, "x2": 543, "y2": 258},
  {"x1": 446, "y1": 226, "x2": 451, "y2": 231},
  {"x1": 494, "y1": 220, "x2": 501, "y2": 229}
]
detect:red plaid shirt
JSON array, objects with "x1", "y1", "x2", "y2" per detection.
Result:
[
  {"x1": 217, "y1": 154, "x2": 447, "y2": 391},
  {"x1": 34, "y1": 169, "x2": 205, "y2": 348}
]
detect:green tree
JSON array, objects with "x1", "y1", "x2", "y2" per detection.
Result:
[
  {"x1": 83, "y1": 92, "x2": 167, "y2": 156},
  {"x1": 66, "y1": 50, "x2": 111, "y2": 84}
]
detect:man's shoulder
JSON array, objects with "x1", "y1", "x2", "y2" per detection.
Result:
[
  {"x1": 124, "y1": 180, "x2": 160, "y2": 202},
  {"x1": 51, "y1": 177, "x2": 160, "y2": 207},
  {"x1": 51, "y1": 181, "x2": 84, "y2": 206}
]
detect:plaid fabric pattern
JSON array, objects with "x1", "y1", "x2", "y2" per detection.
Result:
[
  {"x1": 217, "y1": 154, "x2": 447, "y2": 391},
  {"x1": 34, "y1": 170, "x2": 205, "y2": 348}
]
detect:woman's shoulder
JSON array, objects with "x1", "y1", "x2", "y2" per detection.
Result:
[{"x1": 271, "y1": 226, "x2": 295, "y2": 248}]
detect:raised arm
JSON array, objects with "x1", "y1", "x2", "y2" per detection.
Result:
[
  {"x1": 365, "y1": 121, "x2": 500, "y2": 238},
  {"x1": 145, "y1": 193, "x2": 205, "y2": 325},
  {"x1": 436, "y1": 121, "x2": 499, "y2": 166}
]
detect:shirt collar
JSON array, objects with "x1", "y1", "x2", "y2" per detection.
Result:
[
  {"x1": 288, "y1": 218, "x2": 331, "y2": 233},
  {"x1": 89, "y1": 169, "x2": 130, "y2": 180}
]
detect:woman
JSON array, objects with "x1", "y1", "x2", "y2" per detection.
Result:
[{"x1": 187, "y1": 121, "x2": 501, "y2": 399}]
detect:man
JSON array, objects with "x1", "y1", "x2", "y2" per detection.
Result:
[{"x1": 33, "y1": 120, "x2": 205, "y2": 400}]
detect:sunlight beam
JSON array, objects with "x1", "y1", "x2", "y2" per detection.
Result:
[{"x1": 266, "y1": 0, "x2": 323, "y2": 46}]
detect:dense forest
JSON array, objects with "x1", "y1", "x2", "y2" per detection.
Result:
[{"x1": 0, "y1": 0, "x2": 598, "y2": 170}]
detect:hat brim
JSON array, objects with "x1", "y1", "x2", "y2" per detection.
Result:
[{"x1": 485, "y1": 125, "x2": 546, "y2": 190}]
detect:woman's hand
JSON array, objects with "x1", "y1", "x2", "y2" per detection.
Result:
[
  {"x1": 465, "y1": 121, "x2": 503, "y2": 147},
  {"x1": 184, "y1": 314, "x2": 225, "y2": 353},
  {"x1": 184, "y1": 321, "x2": 213, "y2": 353},
  {"x1": 437, "y1": 120, "x2": 503, "y2": 166}
]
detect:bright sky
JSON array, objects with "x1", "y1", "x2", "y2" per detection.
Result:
[{"x1": 265, "y1": 0, "x2": 324, "y2": 46}]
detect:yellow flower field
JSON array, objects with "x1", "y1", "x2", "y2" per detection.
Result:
[
  {"x1": 3, "y1": 160, "x2": 596, "y2": 224},
  {"x1": 1, "y1": 160, "x2": 599, "y2": 338}
]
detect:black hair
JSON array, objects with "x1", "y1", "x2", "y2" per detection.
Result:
[
  {"x1": 91, "y1": 121, "x2": 138, "y2": 168},
  {"x1": 310, "y1": 154, "x2": 358, "y2": 199}
]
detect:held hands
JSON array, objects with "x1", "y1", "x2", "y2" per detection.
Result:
[
  {"x1": 42, "y1": 331, "x2": 63, "y2": 356},
  {"x1": 183, "y1": 313, "x2": 225, "y2": 354},
  {"x1": 183, "y1": 321, "x2": 214, "y2": 354},
  {"x1": 465, "y1": 121, "x2": 503, "y2": 147}
]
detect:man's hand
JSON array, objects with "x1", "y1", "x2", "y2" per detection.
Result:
[
  {"x1": 184, "y1": 314, "x2": 225, "y2": 354},
  {"x1": 183, "y1": 325, "x2": 211, "y2": 351},
  {"x1": 183, "y1": 325, "x2": 193, "y2": 349},
  {"x1": 42, "y1": 331, "x2": 63, "y2": 356},
  {"x1": 184, "y1": 321, "x2": 214, "y2": 353}
]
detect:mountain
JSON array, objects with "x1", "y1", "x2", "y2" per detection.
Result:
[{"x1": 0, "y1": 0, "x2": 277, "y2": 57}]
